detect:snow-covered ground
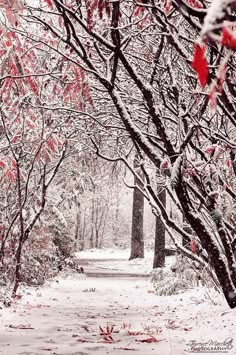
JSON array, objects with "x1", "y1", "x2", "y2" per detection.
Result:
[
  {"x1": 0, "y1": 249, "x2": 236, "y2": 355},
  {"x1": 76, "y1": 248, "x2": 174, "y2": 275},
  {"x1": 77, "y1": 248, "x2": 149, "y2": 260}
]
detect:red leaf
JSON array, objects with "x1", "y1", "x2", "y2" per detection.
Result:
[
  {"x1": 128, "y1": 330, "x2": 146, "y2": 336},
  {"x1": 6, "y1": 170, "x2": 16, "y2": 182},
  {"x1": 46, "y1": 139, "x2": 56, "y2": 152},
  {"x1": 76, "y1": 339, "x2": 91, "y2": 343},
  {"x1": 222, "y1": 27, "x2": 236, "y2": 50},
  {"x1": 0, "y1": 160, "x2": 6, "y2": 169},
  {"x1": 205, "y1": 145, "x2": 216, "y2": 154},
  {"x1": 186, "y1": 0, "x2": 203, "y2": 8},
  {"x1": 192, "y1": 43, "x2": 209, "y2": 87},
  {"x1": 27, "y1": 77, "x2": 38, "y2": 95},
  {"x1": 99, "y1": 325, "x2": 104, "y2": 334},
  {"x1": 190, "y1": 238, "x2": 197, "y2": 253},
  {"x1": 116, "y1": 348, "x2": 138, "y2": 351},
  {"x1": 44, "y1": 0, "x2": 54, "y2": 9},
  {"x1": 9, "y1": 324, "x2": 34, "y2": 329},
  {"x1": 134, "y1": 5, "x2": 145, "y2": 17},
  {"x1": 102, "y1": 335, "x2": 115, "y2": 343},
  {"x1": 136, "y1": 336, "x2": 159, "y2": 343}
]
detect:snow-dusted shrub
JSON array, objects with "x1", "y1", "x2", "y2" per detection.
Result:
[
  {"x1": 48, "y1": 205, "x2": 75, "y2": 259},
  {"x1": 0, "y1": 282, "x2": 13, "y2": 307},
  {"x1": 59, "y1": 256, "x2": 84, "y2": 274},
  {"x1": 52, "y1": 231, "x2": 74, "y2": 260},
  {"x1": 20, "y1": 234, "x2": 59, "y2": 286},
  {"x1": 151, "y1": 268, "x2": 196, "y2": 296},
  {"x1": 0, "y1": 225, "x2": 74, "y2": 288},
  {"x1": 151, "y1": 254, "x2": 213, "y2": 296}
]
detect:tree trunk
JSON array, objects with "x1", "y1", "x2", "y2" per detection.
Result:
[
  {"x1": 90, "y1": 194, "x2": 95, "y2": 249},
  {"x1": 129, "y1": 154, "x2": 144, "y2": 260},
  {"x1": 90, "y1": 230, "x2": 94, "y2": 249},
  {"x1": 95, "y1": 228, "x2": 99, "y2": 248},
  {"x1": 176, "y1": 180, "x2": 236, "y2": 309},
  {"x1": 113, "y1": 185, "x2": 120, "y2": 246},
  {"x1": 74, "y1": 211, "x2": 80, "y2": 251},
  {"x1": 153, "y1": 188, "x2": 166, "y2": 268},
  {"x1": 79, "y1": 213, "x2": 86, "y2": 251}
]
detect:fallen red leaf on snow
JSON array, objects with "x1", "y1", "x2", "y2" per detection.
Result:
[
  {"x1": 115, "y1": 347, "x2": 138, "y2": 351},
  {"x1": 76, "y1": 338, "x2": 92, "y2": 343},
  {"x1": 128, "y1": 330, "x2": 146, "y2": 336},
  {"x1": 99, "y1": 324, "x2": 115, "y2": 335},
  {"x1": 136, "y1": 336, "x2": 159, "y2": 343},
  {"x1": 9, "y1": 324, "x2": 34, "y2": 329}
]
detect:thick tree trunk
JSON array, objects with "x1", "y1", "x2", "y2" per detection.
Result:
[
  {"x1": 153, "y1": 188, "x2": 166, "y2": 268},
  {"x1": 129, "y1": 154, "x2": 144, "y2": 260},
  {"x1": 176, "y1": 180, "x2": 236, "y2": 309}
]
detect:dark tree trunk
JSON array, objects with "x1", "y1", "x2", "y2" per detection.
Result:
[
  {"x1": 176, "y1": 180, "x2": 236, "y2": 309},
  {"x1": 74, "y1": 211, "x2": 79, "y2": 248},
  {"x1": 129, "y1": 154, "x2": 144, "y2": 260},
  {"x1": 90, "y1": 230, "x2": 94, "y2": 249},
  {"x1": 95, "y1": 228, "x2": 99, "y2": 248},
  {"x1": 153, "y1": 188, "x2": 166, "y2": 268},
  {"x1": 79, "y1": 213, "x2": 86, "y2": 251}
]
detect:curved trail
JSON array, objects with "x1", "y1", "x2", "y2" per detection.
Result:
[{"x1": 0, "y1": 258, "x2": 234, "y2": 355}]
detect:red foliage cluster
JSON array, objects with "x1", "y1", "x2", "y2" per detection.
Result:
[
  {"x1": 63, "y1": 66, "x2": 93, "y2": 110},
  {"x1": 186, "y1": 0, "x2": 203, "y2": 8},
  {"x1": 99, "y1": 325, "x2": 116, "y2": 343},
  {"x1": 86, "y1": 0, "x2": 111, "y2": 31},
  {"x1": 161, "y1": 0, "x2": 202, "y2": 13},
  {"x1": 133, "y1": 0, "x2": 146, "y2": 17},
  {"x1": 44, "y1": 0, "x2": 54, "y2": 10}
]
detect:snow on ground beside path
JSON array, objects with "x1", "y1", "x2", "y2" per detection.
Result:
[
  {"x1": 76, "y1": 248, "x2": 174, "y2": 274},
  {"x1": 0, "y1": 272, "x2": 236, "y2": 355},
  {"x1": 76, "y1": 248, "x2": 141, "y2": 260}
]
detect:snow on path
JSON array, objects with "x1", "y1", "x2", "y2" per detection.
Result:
[
  {"x1": 76, "y1": 248, "x2": 175, "y2": 275},
  {"x1": 1, "y1": 272, "x2": 236, "y2": 355}
]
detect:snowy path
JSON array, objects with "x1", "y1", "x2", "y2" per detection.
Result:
[{"x1": 1, "y1": 252, "x2": 236, "y2": 355}]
